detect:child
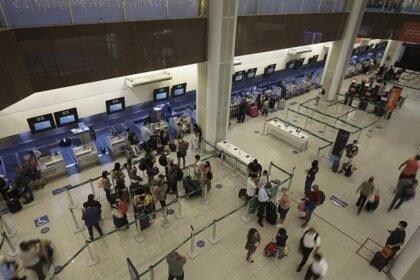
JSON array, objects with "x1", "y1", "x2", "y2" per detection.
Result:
[{"x1": 365, "y1": 189, "x2": 380, "y2": 212}]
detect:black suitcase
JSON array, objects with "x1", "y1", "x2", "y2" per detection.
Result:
[
  {"x1": 238, "y1": 188, "x2": 247, "y2": 198},
  {"x1": 169, "y1": 143, "x2": 177, "y2": 152},
  {"x1": 266, "y1": 201, "x2": 277, "y2": 225},
  {"x1": 113, "y1": 215, "x2": 128, "y2": 229},
  {"x1": 370, "y1": 252, "x2": 388, "y2": 271},
  {"x1": 7, "y1": 197, "x2": 22, "y2": 213},
  {"x1": 184, "y1": 176, "x2": 201, "y2": 197},
  {"x1": 138, "y1": 214, "x2": 150, "y2": 230}
]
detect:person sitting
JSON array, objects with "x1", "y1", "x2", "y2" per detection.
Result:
[{"x1": 385, "y1": 221, "x2": 407, "y2": 257}]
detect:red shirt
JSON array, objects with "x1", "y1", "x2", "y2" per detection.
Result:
[{"x1": 402, "y1": 159, "x2": 420, "y2": 176}]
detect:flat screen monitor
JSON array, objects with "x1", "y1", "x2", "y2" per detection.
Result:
[
  {"x1": 153, "y1": 87, "x2": 169, "y2": 102},
  {"x1": 296, "y1": 58, "x2": 305, "y2": 68},
  {"x1": 27, "y1": 114, "x2": 56, "y2": 134},
  {"x1": 171, "y1": 83, "x2": 187, "y2": 98},
  {"x1": 54, "y1": 107, "x2": 79, "y2": 127},
  {"x1": 264, "y1": 64, "x2": 276, "y2": 75},
  {"x1": 246, "y1": 68, "x2": 257, "y2": 79},
  {"x1": 286, "y1": 61, "x2": 295, "y2": 70},
  {"x1": 308, "y1": 55, "x2": 319, "y2": 64},
  {"x1": 233, "y1": 71, "x2": 245, "y2": 82},
  {"x1": 106, "y1": 97, "x2": 125, "y2": 114}
]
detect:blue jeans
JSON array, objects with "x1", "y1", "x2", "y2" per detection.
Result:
[{"x1": 304, "y1": 179, "x2": 314, "y2": 195}]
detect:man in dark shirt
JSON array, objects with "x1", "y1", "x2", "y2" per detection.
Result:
[
  {"x1": 237, "y1": 97, "x2": 248, "y2": 123},
  {"x1": 247, "y1": 159, "x2": 262, "y2": 178},
  {"x1": 386, "y1": 221, "x2": 407, "y2": 255}
]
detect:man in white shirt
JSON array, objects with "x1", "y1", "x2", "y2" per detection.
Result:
[
  {"x1": 246, "y1": 176, "x2": 257, "y2": 200},
  {"x1": 140, "y1": 121, "x2": 153, "y2": 150},
  {"x1": 194, "y1": 155, "x2": 203, "y2": 180},
  {"x1": 257, "y1": 185, "x2": 270, "y2": 227},
  {"x1": 297, "y1": 228, "x2": 321, "y2": 272},
  {"x1": 305, "y1": 253, "x2": 328, "y2": 280}
]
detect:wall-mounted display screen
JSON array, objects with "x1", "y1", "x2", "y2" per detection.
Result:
[
  {"x1": 308, "y1": 55, "x2": 319, "y2": 64},
  {"x1": 246, "y1": 68, "x2": 257, "y2": 79},
  {"x1": 233, "y1": 71, "x2": 246, "y2": 82},
  {"x1": 286, "y1": 61, "x2": 295, "y2": 70},
  {"x1": 295, "y1": 58, "x2": 305, "y2": 68},
  {"x1": 106, "y1": 97, "x2": 125, "y2": 114},
  {"x1": 171, "y1": 83, "x2": 187, "y2": 98},
  {"x1": 27, "y1": 113, "x2": 56, "y2": 134},
  {"x1": 153, "y1": 87, "x2": 169, "y2": 102},
  {"x1": 264, "y1": 64, "x2": 276, "y2": 75},
  {"x1": 54, "y1": 107, "x2": 79, "y2": 127}
]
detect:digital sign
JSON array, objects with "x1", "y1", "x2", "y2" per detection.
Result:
[
  {"x1": 154, "y1": 87, "x2": 169, "y2": 102},
  {"x1": 27, "y1": 114, "x2": 56, "y2": 134},
  {"x1": 54, "y1": 108, "x2": 79, "y2": 127},
  {"x1": 106, "y1": 97, "x2": 125, "y2": 114},
  {"x1": 171, "y1": 83, "x2": 187, "y2": 98}
]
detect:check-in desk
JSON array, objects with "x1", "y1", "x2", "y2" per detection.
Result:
[
  {"x1": 268, "y1": 119, "x2": 310, "y2": 151},
  {"x1": 72, "y1": 142, "x2": 99, "y2": 170},
  {"x1": 216, "y1": 140, "x2": 254, "y2": 174},
  {"x1": 37, "y1": 153, "x2": 66, "y2": 181},
  {"x1": 106, "y1": 133, "x2": 127, "y2": 157},
  {"x1": 71, "y1": 125, "x2": 91, "y2": 145}
]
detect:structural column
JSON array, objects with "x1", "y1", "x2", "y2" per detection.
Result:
[
  {"x1": 321, "y1": 0, "x2": 368, "y2": 101},
  {"x1": 380, "y1": 40, "x2": 404, "y2": 67},
  {"x1": 196, "y1": 0, "x2": 238, "y2": 147}
]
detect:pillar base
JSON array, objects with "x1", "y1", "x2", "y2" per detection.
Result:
[
  {"x1": 161, "y1": 220, "x2": 172, "y2": 229},
  {"x1": 188, "y1": 250, "x2": 199, "y2": 259},
  {"x1": 241, "y1": 215, "x2": 252, "y2": 224},
  {"x1": 87, "y1": 255, "x2": 100, "y2": 267},
  {"x1": 73, "y1": 225, "x2": 84, "y2": 234},
  {"x1": 208, "y1": 236, "x2": 219, "y2": 245},
  {"x1": 176, "y1": 212, "x2": 185, "y2": 219}
]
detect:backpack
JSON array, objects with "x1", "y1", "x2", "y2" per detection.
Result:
[
  {"x1": 178, "y1": 142, "x2": 189, "y2": 154},
  {"x1": 138, "y1": 158, "x2": 147, "y2": 171},
  {"x1": 318, "y1": 191, "x2": 326, "y2": 205},
  {"x1": 158, "y1": 155, "x2": 168, "y2": 167}
]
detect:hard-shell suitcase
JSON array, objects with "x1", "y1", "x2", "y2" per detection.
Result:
[
  {"x1": 370, "y1": 251, "x2": 389, "y2": 271},
  {"x1": 247, "y1": 106, "x2": 259, "y2": 118},
  {"x1": 113, "y1": 215, "x2": 128, "y2": 229},
  {"x1": 238, "y1": 188, "x2": 247, "y2": 198},
  {"x1": 7, "y1": 197, "x2": 22, "y2": 213},
  {"x1": 266, "y1": 201, "x2": 278, "y2": 225}
]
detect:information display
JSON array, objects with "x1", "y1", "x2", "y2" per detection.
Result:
[
  {"x1": 154, "y1": 87, "x2": 169, "y2": 102},
  {"x1": 27, "y1": 114, "x2": 56, "y2": 134},
  {"x1": 233, "y1": 71, "x2": 246, "y2": 82},
  {"x1": 106, "y1": 97, "x2": 125, "y2": 114},
  {"x1": 171, "y1": 83, "x2": 187, "y2": 98},
  {"x1": 246, "y1": 68, "x2": 257, "y2": 79},
  {"x1": 264, "y1": 64, "x2": 276, "y2": 75},
  {"x1": 54, "y1": 108, "x2": 79, "y2": 127}
]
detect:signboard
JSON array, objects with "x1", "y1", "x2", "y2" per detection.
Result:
[
  {"x1": 386, "y1": 86, "x2": 403, "y2": 113},
  {"x1": 399, "y1": 22, "x2": 420, "y2": 44},
  {"x1": 34, "y1": 215, "x2": 50, "y2": 228}
]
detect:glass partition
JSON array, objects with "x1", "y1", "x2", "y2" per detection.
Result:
[
  {"x1": 301, "y1": 0, "x2": 321, "y2": 13},
  {"x1": 333, "y1": 0, "x2": 349, "y2": 12},
  {"x1": 125, "y1": 0, "x2": 166, "y2": 21},
  {"x1": 319, "y1": 0, "x2": 335, "y2": 13},
  {"x1": 70, "y1": 0, "x2": 123, "y2": 24},
  {"x1": 282, "y1": 0, "x2": 304, "y2": 14},
  {"x1": 168, "y1": 0, "x2": 200, "y2": 18},
  {"x1": 238, "y1": 0, "x2": 260, "y2": 15},
  {"x1": 259, "y1": 0, "x2": 283, "y2": 14}
]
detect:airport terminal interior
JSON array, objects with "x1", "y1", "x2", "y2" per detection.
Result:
[{"x1": 0, "y1": 0, "x2": 420, "y2": 279}]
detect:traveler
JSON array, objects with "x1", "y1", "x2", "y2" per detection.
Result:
[
  {"x1": 245, "y1": 228, "x2": 261, "y2": 263},
  {"x1": 277, "y1": 187, "x2": 291, "y2": 226},
  {"x1": 192, "y1": 123, "x2": 202, "y2": 148},
  {"x1": 12, "y1": 166, "x2": 33, "y2": 204},
  {"x1": 166, "y1": 251, "x2": 187, "y2": 280},
  {"x1": 18, "y1": 240, "x2": 44, "y2": 279},
  {"x1": 297, "y1": 228, "x2": 321, "y2": 272},
  {"x1": 126, "y1": 159, "x2": 143, "y2": 194},
  {"x1": 262, "y1": 97, "x2": 269, "y2": 116},
  {"x1": 338, "y1": 140, "x2": 359, "y2": 174},
  {"x1": 355, "y1": 177, "x2": 375, "y2": 214},
  {"x1": 167, "y1": 162, "x2": 179, "y2": 195},
  {"x1": 385, "y1": 221, "x2": 407, "y2": 256},
  {"x1": 193, "y1": 155, "x2": 203, "y2": 181},
  {"x1": 247, "y1": 159, "x2": 262, "y2": 178},
  {"x1": 365, "y1": 188, "x2": 380, "y2": 212},
  {"x1": 144, "y1": 148, "x2": 157, "y2": 186},
  {"x1": 111, "y1": 162, "x2": 125, "y2": 191},
  {"x1": 117, "y1": 192, "x2": 129, "y2": 227},
  {"x1": 98, "y1": 171, "x2": 113, "y2": 205},
  {"x1": 86, "y1": 194, "x2": 102, "y2": 214},
  {"x1": 257, "y1": 184, "x2": 271, "y2": 227},
  {"x1": 175, "y1": 122, "x2": 184, "y2": 139},
  {"x1": 202, "y1": 161, "x2": 212, "y2": 191},
  {"x1": 82, "y1": 202, "x2": 103, "y2": 240},
  {"x1": 315, "y1": 87, "x2": 325, "y2": 106},
  {"x1": 237, "y1": 97, "x2": 248, "y2": 123},
  {"x1": 398, "y1": 155, "x2": 420, "y2": 179},
  {"x1": 176, "y1": 137, "x2": 188, "y2": 168},
  {"x1": 140, "y1": 121, "x2": 153, "y2": 150},
  {"x1": 305, "y1": 160, "x2": 319, "y2": 195},
  {"x1": 274, "y1": 228, "x2": 288, "y2": 259},
  {"x1": 153, "y1": 174, "x2": 168, "y2": 210},
  {"x1": 258, "y1": 170, "x2": 271, "y2": 188},
  {"x1": 301, "y1": 196, "x2": 317, "y2": 228},
  {"x1": 388, "y1": 178, "x2": 417, "y2": 211},
  {"x1": 305, "y1": 253, "x2": 328, "y2": 280},
  {"x1": 0, "y1": 254, "x2": 24, "y2": 280},
  {"x1": 126, "y1": 128, "x2": 140, "y2": 157},
  {"x1": 246, "y1": 176, "x2": 257, "y2": 201},
  {"x1": 158, "y1": 148, "x2": 170, "y2": 175}
]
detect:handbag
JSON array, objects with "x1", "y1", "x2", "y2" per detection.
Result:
[{"x1": 207, "y1": 171, "x2": 213, "y2": 180}]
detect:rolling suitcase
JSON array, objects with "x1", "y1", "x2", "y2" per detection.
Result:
[
  {"x1": 264, "y1": 242, "x2": 276, "y2": 257},
  {"x1": 7, "y1": 197, "x2": 22, "y2": 213},
  {"x1": 247, "y1": 106, "x2": 259, "y2": 118},
  {"x1": 113, "y1": 216, "x2": 127, "y2": 229},
  {"x1": 266, "y1": 201, "x2": 278, "y2": 225},
  {"x1": 370, "y1": 251, "x2": 389, "y2": 271}
]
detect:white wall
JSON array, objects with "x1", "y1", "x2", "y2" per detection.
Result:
[{"x1": 0, "y1": 64, "x2": 198, "y2": 138}]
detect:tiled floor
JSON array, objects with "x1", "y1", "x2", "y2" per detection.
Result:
[{"x1": 1, "y1": 76, "x2": 419, "y2": 280}]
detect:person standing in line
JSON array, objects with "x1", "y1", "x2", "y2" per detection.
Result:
[
  {"x1": 397, "y1": 155, "x2": 420, "y2": 179},
  {"x1": 262, "y1": 97, "x2": 270, "y2": 116},
  {"x1": 140, "y1": 121, "x2": 153, "y2": 150},
  {"x1": 245, "y1": 228, "x2": 261, "y2": 263},
  {"x1": 258, "y1": 170, "x2": 271, "y2": 188},
  {"x1": 277, "y1": 187, "x2": 291, "y2": 226},
  {"x1": 158, "y1": 148, "x2": 170, "y2": 175},
  {"x1": 297, "y1": 227, "x2": 321, "y2": 272},
  {"x1": 305, "y1": 160, "x2": 319, "y2": 195},
  {"x1": 388, "y1": 178, "x2": 417, "y2": 211},
  {"x1": 304, "y1": 253, "x2": 328, "y2": 280},
  {"x1": 98, "y1": 171, "x2": 113, "y2": 205},
  {"x1": 246, "y1": 176, "x2": 257, "y2": 201},
  {"x1": 111, "y1": 162, "x2": 125, "y2": 191},
  {"x1": 193, "y1": 155, "x2": 203, "y2": 181},
  {"x1": 167, "y1": 162, "x2": 179, "y2": 195},
  {"x1": 355, "y1": 176, "x2": 375, "y2": 214},
  {"x1": 385, "y1": 221, "x2": 407, "y2": 257},
  {"x1": 126, "y1": 128, "x2": 140, "y2": 157},
  {"x1": 237, "y1": 97, "x2": 248, "y2": 123},
  {"x1": 153, "y1": 174, "x2": 168, "y2": 211},
  {"x1": 257, "y1": 184, "x2": 271, "y2": 227},
  {"x1": 117, "y1": 192, "x2": 129, "y2": 227},
  {"x1": 176, "y1": 136, "x2": 188, "y2": 168},
  {"x1": 202, "y1": 161, "x2": 212, "y2": 191},
  {"x1": 175, "y1": 122, "x2": 184, "y2": 140},
  {"x1": 166, "y1": 251, "x2": 187, "y2": 280},
  {"x1": 86, "y1": 194, "x2": 102, "y2": 214},
  {"x1": 192, "y1": 123, "x2": 202, "y2": 149},
  {"x1": 81, "y1": 202, "x2": 103, "y2": 241}
]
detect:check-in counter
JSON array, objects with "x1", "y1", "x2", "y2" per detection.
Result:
[
  {"x1": 106, "y1": 133, "x2": 127, "y2": 157},
  {"x1": 216, "y1": 140, "x2": 254, "y2": 174},
  {"x1": 72, "y1": 142, "x2": 99, "y2": 170},
  {"x1": 268, "y1": 119, "x2": 310, "y2": 151},
  {"x1": 37, "y1": 153, "x2": 67, "y2": 181}
]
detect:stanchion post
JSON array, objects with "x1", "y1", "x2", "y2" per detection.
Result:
[
  {"x1": 86, "y1": 241, "x2": 100, "y2": 267},
  {"x1": 218, "y1": 151, "x2": 225, "y2": 170},
  {"x1": 287, "y1": 167, "x2": 296, "y2": 190},
  {"x1": 241, "y1": 201, "x2": 252, "y2": 223},
  {"x1": 134, "y1": 214, "x2": 147, "y2": 243},
  {"x1": 175, "y1": 197, "x2": 185, "y2": 219},
  {"x1": 188, "y1": 228, "x2": 199, "y2": 259},
  {"x1": 149, "y1": 266, "x2": 155, "y2": 280},
  {"x1": 268, "y1": 162, "x2": 272, "y2": 178},
  {"x1": 208, "y1": 219, "x2": 219, "y2": 245},
  {"x1": 70, "y1": 208, "x2": 83, "y2": 234},
  {"x1": 2, "y1": 231, "x2": 17, "y2": 257},
  {"x1": 200, "y1": 178, "x2": 209, "y2": 205},
  {"x1": 322, "y1": 124, "x2": 327, "y2": 135},
  {"x1": 1, "y1": 215, "x2": 16, "y2": 238},
  {"x1": 231, "y1": 157, "x2": 239, "y2": 177},
  {"x1": 304, "y1": 116, "x2": 309, "y2": 129},
  {"x1": 285, "y1": 108, "x2": 289, "y2": 121},
  {"x1": 161, "y1": 206, "x2": 172, "y2": 229},
  {"x1": 66, "y1": 187, "x2": 78, "y2": 209},
  {"x1": 89, "y1": 179, "x2": 100, "y2": 200},
  {"x1": 356, "y1": 129, "x2": 363, "y2": 141}
]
